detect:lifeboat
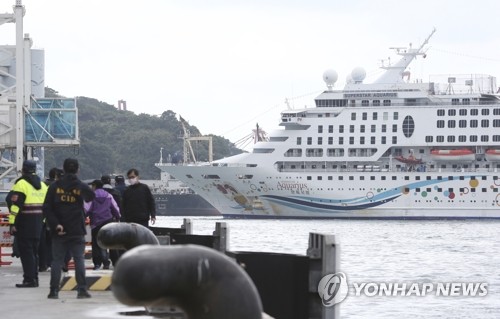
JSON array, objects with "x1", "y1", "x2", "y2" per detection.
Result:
[
  {"x1": 395, "y1": 155, "x2": 423, "y2": 165},
  {"x1": 485, "y1": 149, "x2": 500, "y2": 161},
  {"x1": 430, "y1": 149, "x2": 475, "y2": 161}
]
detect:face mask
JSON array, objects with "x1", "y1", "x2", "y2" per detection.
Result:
[{"x1": 129, "y1": 177, "x2": 138, "y2": 185}]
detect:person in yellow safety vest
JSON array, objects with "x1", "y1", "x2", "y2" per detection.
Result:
[{"x1": 7, "y1": 160, "x2": 48, "y2": 288}]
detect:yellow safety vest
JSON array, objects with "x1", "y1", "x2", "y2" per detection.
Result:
[{"x1": 8, "y1": 178, "x2": 48, "y2": 224}]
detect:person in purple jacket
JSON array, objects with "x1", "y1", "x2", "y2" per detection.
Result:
[{"x1": 84, "y1": 179, "x2": 120, "y2": 270}]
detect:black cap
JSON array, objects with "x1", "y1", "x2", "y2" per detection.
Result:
[
  {"x1": 22, "y1": 160, "x2": 37, "y2": 174},
  {"x1": 90, "y1": 179, "x2": 103, "y2": 189},
  {"x1": 63, "y1": 158, "x2": 79, "y2": 174},
  {"x1": 115, "y1": 175, "x2": 125, "y2": 182},
  {"x1": 101, "y1": 175, "x2": 111, "y2": 184}
]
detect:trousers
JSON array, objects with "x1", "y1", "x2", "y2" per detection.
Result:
[{"x1": 50, "y1": 235, "x2": 87, "y2": 290}]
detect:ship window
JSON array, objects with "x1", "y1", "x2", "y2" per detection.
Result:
[
  {"x1": 425, "y1": 136, "x2": 433, "y2": 142},
  {"x1": 383, "y1": 112, "x2": 389, "y2": 120},
  {"x1": 371, "y1": 125, "x2": 376, "y2": 133},
  {"x1": 349, "y1": 137, "x2": 354, "y2": 144},
  {"x1": 405, "y1": 176, "x2": 410, "y2": 180},
  {"x1": 371, "y1": 136, "x2": 376, "y2": 144},
  {"x1": 393, "y1": 112, "x2": 399, "y2": 120},
  {"x1": 382, "y1": 125, "x2": 387, "y2": 132},
  {"x1": 328, "y1": 125, "x2": 334, "y2": 133},
  {"x1": 452, "y1": 98, "x2": 459, "y2": 104},
  {"x1": 350, "y1": 125, "x2": 355, "y2": 133},
  {"x1": 351, "y1": 113, "x2": 356, "y2": 120},
  {"x1": 328, "y1": 137, "x2": 333, "y2": 144},
  {"x1": 459, "y1": 109, "x2": 467, "y2": 116},
  {"x1": 493, "y1": 135, "x2": 500, "y2": 142},
  {"x1": 381, "y1": 176, "x2": 386, "y2": 180},
  {"x1": 360, "y1": 137, "x2": 365, "y2": 145},
  {"x1": 339, "y1": 125, "x2": 344, "y2": 133},
  {"x1": 307, "y1": 137, "x2": 312, "y2": 145},
  {"x1": 338, "y1": 176, "x2": 343, "y2": 180},
  {"x1": 339, "y1": 137, "x2": 344, "y2": 145},
  {"x1": 253, "y1": 148, "x2": 274, "y2": 153},
  {"x1": 459, "y1": 120, "x2": 467, "y2": 128},
  {"x1": 448, "y1": 109, "x2": 456, "y2": 116},
  {"x1": 427, "y1": 176, "x2": 432, "y2": 180},
  {"x1": 448, "y1": 176, "x2": 454, "y2": 181},
  {"x1": 203, "y1": 175, "x2": 221, "y2": 179},
  {"x1": 360, "y1": 125, "x2": 365, "y2": 133},
  {"x1": 437, "y1": 136, "x2": 444, "y2": 142},
  {"x1": 470, "y1": 120, "x2": 478, "y2": 128},
  {"x1": 361, "y1": 100, "x2": 369, "y2": 106},
  {"x1": 482, "y1": 109, "x2": 489, "y2": 116},
  {"x1": 459, "y1": 135, "x2": 466, "y2": 142},
  {"x1": 437, "y1": 109, "x2": 445, "y2": 116},
  {"x1": 238, "y1": 175, "x2": 254, "y2": 179},
  {"x1": 297, "y1": 137, "x2": 302, "y2": 145},
  {"x1": 392, "y1": 176, "x2": 397, "y2": 181},
  {"x1": 447, "y1": 136, "x2": 455, "y2": 142},
  {"x1": 471, "y1": 109, "x2": 478, "y2": 116},
  {"x1": 360, "y1": 176, "x2": 365, "y2": 180},
  {"x1": 186, "y1": 174, "x2": 193, "y2": 178},
  {"x1": 463, "y1": 99, "x2": 470, "y2": 105},
  {"x1": 481, "y1": 120, "x2": 489, "y2": 127},
  {"x1": 448, "y1": 120, "x2": 456, "y2": 128},
  {"x1": 383, "y1": 100, "x2": 391, "y2": 106},
  {"x1": 373, "y1": 112, "x2": 378, "y2": 120},
  {"x1": 307, "y1": 176, "x2": 312, "y2": 180},
  {"x1": 318, "y1": 137, "x2": 323, "y2": 145},
  {"x1": 382, "y1": 136, "x2": 386, "y2": 144},
  {"x1": 494, "y1": 109, "x2": 500, "y2": 115},
  {"x1": 362, "y1": 112, "x2": 368, "y2": 120},
  {"x1": 437, "y1": 120, "x2": 445, "y2": 128},
  {"x1": 373, "y1": 100, "x2": 380, "y2": 107},
  {"x1": 348, "y1": 176, "x2": 354, "y2": 180},
  {"x1": 318, "y1": 176, "x2": 322, "y2": 181},
  {"x1": 392, "y1": 124, "x2": 397, "y2": 133},
  {"x1": 402, "y1": 116, "x2": 415, "y2": 137},
  {"x1": 470, "y1": 135, "x2": 478, "y2": 142},
  {"x1": 415, "y1": 176, "x2": 421, "y2": 180},
  {"x1": 284, "y1": 148, "x2": 302, "y2": 157},
  {"x1": 481, "y1": 135, "x2": 489, "y2": 142},
  {"x1": 328, "y1": 176, "x2": 333, "y2": 180},
  {"x1": 318, "y1": 125, "x2": 323, "y2": 133},
  {"x1": 306, "y1": 148, "x2": 323, "y2": 157},
  {"x1": 494, "y1": 120, "x2": 500, "y2": 127},
  {"x1": 482, "y1": 188, "x2": 487, "y2": 192},
  {"x1": 391, "y1": 136, "x2": 397, "y2": 144}
]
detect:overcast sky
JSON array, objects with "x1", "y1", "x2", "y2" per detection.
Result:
[{"x1": 1, "y1": 0, "x2": 500, "y2": 147}]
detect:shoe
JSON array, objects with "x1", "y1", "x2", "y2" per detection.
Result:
[
  {"x1": 39, "y1": 266, "x2": 48, "y2": 272},
  {"x1": 15, "y1": 281, "x2": 37, "y2": 288},
  {"x1": 93, "y1": 265, "x2": 101, "y2": 270},
  {"x1": 103, "y1": 264, "x2": 110, "y2": 270},
  {"x1": 47, "y1": 288, "x2": 59, "y2": 299},
  {"x1": 77, "y1": 289, "x2": 91, "y2": 299}
]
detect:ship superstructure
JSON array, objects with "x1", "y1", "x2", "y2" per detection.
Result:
[{"x1": 156, "y1": 29, "x2": 500, "y2": 218}]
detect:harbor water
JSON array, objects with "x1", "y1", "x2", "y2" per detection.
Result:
[{"x1": 156, "y1": 216, "x2": 500, "y2": 319}]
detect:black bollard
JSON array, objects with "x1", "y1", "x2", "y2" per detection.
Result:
[
  {"x1": 97, "y1": 222, "x2": 159, "y2": 250},
  {"x1": 112, "y1": 244, "x2": 263, "y2": 319}
]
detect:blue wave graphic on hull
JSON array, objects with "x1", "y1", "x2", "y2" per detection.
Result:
[{"x1": 261, "y1": 194, "x2": 401, "y2": 211}]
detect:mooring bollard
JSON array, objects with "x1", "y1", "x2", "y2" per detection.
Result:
[
  {"x1": 97, "y1": 222, "x2": 159, "y2": 250},
  {"x1": 112, "y1": 244, "x2": 263, "y2": 319}
]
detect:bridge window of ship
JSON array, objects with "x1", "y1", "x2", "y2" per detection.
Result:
[
  {"x1": 362, "y1": 100, "x2": 369, "y2": 106},
  {"x1": 383, "y1": 100, "x2": 391, "y2": 106}
]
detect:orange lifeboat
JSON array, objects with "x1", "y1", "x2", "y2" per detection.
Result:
[
  {"x1": 485, "y1": 149, "x2": 500, "y2": 161},
  {"x1": 430, "y1": 149, "x2": 475, "y2": 161},
  {"x1": 395, "y1": 155, "x2": 423, "y2": 165}
]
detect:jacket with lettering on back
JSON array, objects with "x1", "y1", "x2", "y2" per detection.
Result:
[
  {"x1": 43, "y1": 174, "x2": 95, "y2": 236},
  {"x1": 7, "y1": 174, "x2": 48, "y2": 238}
]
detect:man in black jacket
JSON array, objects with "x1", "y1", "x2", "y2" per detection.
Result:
[
  {"x1": 43, "y1": 158, "x2": 95, "y2": 299},
  {"x1": 122, "y1": 168, "x2": 156, "y2": 228}
]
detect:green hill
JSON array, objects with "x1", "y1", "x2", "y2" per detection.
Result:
[{"x1": 43, "y1": 89, "x2": 242, "y2": 180}]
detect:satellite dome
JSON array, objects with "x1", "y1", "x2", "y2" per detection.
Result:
[
  {"x1": 351, "y1": 67, "x2": 366, "y2": 83},
  {"x1": 323, "y1": 69, "x2": 338, "y2": 89}
]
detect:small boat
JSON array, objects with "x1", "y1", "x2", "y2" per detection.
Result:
[
  {"x1": 430, "y1": 149, "x2": 475, "y2": 161},
  {"x1": 395, "y1": 155, "x2": 423, "y2": 165},
  {"x1": 485, "y1": 149, "x2": 500, "y2": 162}
]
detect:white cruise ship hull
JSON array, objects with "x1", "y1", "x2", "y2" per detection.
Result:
[{"x1": 157, "y1": 164, "x2": 500, "y2": 219}]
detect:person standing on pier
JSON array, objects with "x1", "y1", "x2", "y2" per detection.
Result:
[
  {"x1": 43, "y1": 158, "x2": 95, "y2": 299},
  {"x1": 122, "y1": 168, "x2": 156, "y2": 228},
  {"x1": 7, "y1": 160, "x2": 48, "y2": 288}
]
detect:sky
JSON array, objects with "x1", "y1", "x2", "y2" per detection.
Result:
[{"x1": 1, "y1": 0, "x2": 500, "y2": 148}]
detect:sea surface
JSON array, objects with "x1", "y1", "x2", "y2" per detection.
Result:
[{"x1": 156, "y1": 216, "x2": 500, "y2": 319}]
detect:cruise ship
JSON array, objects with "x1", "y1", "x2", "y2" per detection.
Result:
[{"x1": 156, "y1": 29, "x2": 500, "y2": 219}]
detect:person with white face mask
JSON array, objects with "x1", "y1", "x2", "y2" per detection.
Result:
[{"x1": 121, "y1": 168, "x2": 156, "y2": 228}]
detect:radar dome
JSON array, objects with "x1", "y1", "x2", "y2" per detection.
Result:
[
  {"x1": 323, "y1": 69, "x2": 338, "y2": 88},
  {"x1": 351, "y1": 67, "x2": 366, "y2": 83}
]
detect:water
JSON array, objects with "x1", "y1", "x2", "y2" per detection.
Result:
[{"x1": 155, "y1": 216, "x2": 500, "y2": 318}]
